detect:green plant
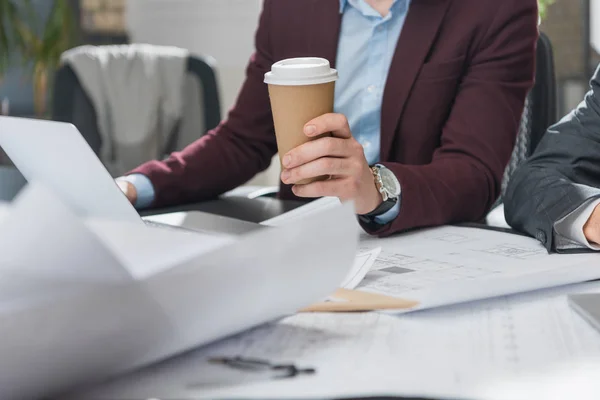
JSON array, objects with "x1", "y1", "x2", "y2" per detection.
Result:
[
  {"x1": 538, "y1": 0, "x2": 556, "y2": 21},
  {"x1": 0, "y1": 0, "x2": 77, "y2": 116},
  {"x1": 18, "y1": 0, "x2": 77, "y2": 116},
  {"x1": 0, "y1": 0, "x2": 28, "y2": 77}
]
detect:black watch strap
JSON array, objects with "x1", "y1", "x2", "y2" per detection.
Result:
[{"x1": 359, "y1": 197, "x2": 397, "y2": 220}]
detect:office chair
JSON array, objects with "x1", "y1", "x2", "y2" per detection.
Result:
[
  {"x1": 498, "y1": 32, "x2": 558, "y2": 200},
  {"x1": 486, "y1": 32, "x2": 558, "y2": 227},
  {"x1": 51, "y1": 53, "x2": 222, "y2": 158}
]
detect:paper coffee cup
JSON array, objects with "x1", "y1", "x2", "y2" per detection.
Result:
[{"x1": 265, "y1": 57, "x2": 338, "y2": 185}]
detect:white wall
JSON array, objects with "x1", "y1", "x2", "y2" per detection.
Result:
[
  {"x1": 126, "y1": 0, "x2": 280, "y2": 186},
  {"x1": 592, "y1": 0, "x2": 600, "y2": 54}
]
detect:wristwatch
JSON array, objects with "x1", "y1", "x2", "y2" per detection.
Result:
[{"x1": 359, "y1": 165, "x2": 401, "y2": 223}]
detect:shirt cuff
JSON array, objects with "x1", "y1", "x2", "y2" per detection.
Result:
[
  {"x1": 374, "y1": 198, "x2": 401, "y2": 225},
  {"x1": 554, "y1": 198, "x2": 600, "y2": 251},
  {"x1": 116, "y1": 174, "x2": 155, "y2": 209}
]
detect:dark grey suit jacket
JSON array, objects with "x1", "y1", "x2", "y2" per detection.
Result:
[{"x1": 505, "y1": 66, "x2": 600, "y2": 252}]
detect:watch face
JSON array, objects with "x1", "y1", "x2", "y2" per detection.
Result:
[{"x1": 379, "y1": 167, "x2": 401, "y2": 197}]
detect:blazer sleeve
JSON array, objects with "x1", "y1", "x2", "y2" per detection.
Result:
[
  {"x1": 504, "y1": 66, "x2": 600, "y2": 252},
  {"x1": 128, "y1": 0, "x2": 278, "y2": 208},
  {"x1": 365, "y1": 0, "x2": 538, "y2": 236}
]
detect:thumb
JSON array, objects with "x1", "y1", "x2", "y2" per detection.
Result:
[{"x1": 583, "y1": 204, "x2": 600, "y2": 245}]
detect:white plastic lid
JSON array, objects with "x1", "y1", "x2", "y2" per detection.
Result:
[{"x1": 264, "y1": 57, "x2": 338, "y2": 86}]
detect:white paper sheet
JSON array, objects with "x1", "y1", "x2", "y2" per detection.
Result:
[
  {"x1": 341, "y1": 247, "x2": 381, "y2": 289},
  {"x1": 0, "y1": 184, "x2": 161, "y2": 400},
  {"x1": 357, "y1": 226, "x2": 600, "y2": 312},
  {"x1": 0, "y1": 184, "x2": 359, "y2": 400},
  {"x1": 78, "y1": 281, "x2": 600, "y2": 400},
  {"x1": 478, "y1": 361, "x2": 600, "y2": 400},
  {"x1": 260, "y1": 197, "x2": 343, "y2": 227},
  {"x1": 0, "y1": 184, "x2": 132, "y2": 293},
  {"x1": 133, "y1": 202, "x2": 359, "y2": 367},
  {"x1": 0, "y1": 283, "x2": 170, "y2": 400},
  {"x1": 261, "y1": 197, "x2": 374, "y2": 290},
  {"x1": 85, "y1": 218, "x2": 234, "y2": 280},
  {"x1": 0, "y1": 201, "x2": 10, "y2": 223}
]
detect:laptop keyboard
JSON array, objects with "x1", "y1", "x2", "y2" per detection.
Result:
[
  {"x1": 144, "y1": 219, "x2": 227, "y2": 236},
  {"x1": 144, "y1": 220, "x2": 196, "y2": 233}
]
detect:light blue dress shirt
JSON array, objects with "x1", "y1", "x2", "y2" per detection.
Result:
[
  {"x1": 125, "y1": 0, "x2": 410, "y2": 224},
  {"x1": 335, "y1": 0, "x2": 409, "y2": 224}
]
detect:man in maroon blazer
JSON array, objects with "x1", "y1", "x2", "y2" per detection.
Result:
[{"x1": 119, "y1": 0, "x2": 538, "y2": 236}]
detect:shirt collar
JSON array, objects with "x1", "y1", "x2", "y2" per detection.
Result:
[
  {"x1": 339, "y1": 0, "x2": 348, "y2": 13},
  {"x1": 339, "y1": 0, "x2": 403, "y2": 16}
]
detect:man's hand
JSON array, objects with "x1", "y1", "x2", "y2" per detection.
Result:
[
  {"x1": 280, "y1": 113, "x2": 382, "y2": 215},
  {"x1": 116, "y1": 179, "x2": 138, "y2": 205},
  {"x1": 583, "y1": 203, "x2": 600, "y2": 245}
]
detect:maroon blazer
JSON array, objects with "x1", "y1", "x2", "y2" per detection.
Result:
[{"x1": 131, "y1": 0, "x2": 538, "y2": 235}]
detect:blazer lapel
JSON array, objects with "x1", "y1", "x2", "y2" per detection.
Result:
[
  {"x1": 380, "y1": 0, "x2": 451, "y2": 161},
  {"x1": 310, "y1": 0, "x2": 343, "y2": 67}
]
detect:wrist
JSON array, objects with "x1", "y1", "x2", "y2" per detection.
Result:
[
  {"x1": 359, "y1": 165, "x2": 400, "y2": 217},
  {"x1": 365, "y1": 180, "x2": 384, "y2": 214},
  {"x1": 583, "y1": 204, "x2": 600, "y2": 244}
]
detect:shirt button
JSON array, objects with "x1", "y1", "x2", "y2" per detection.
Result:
[
  {"x1": 367, "y1": 85, "x2": 377, "y2": 93},
  {"x1": 361, "y1": 140, "x2": 371, "y2": 148},
  {"x1": 536, "y1": 230, "x2": 547, "y2": 244}
]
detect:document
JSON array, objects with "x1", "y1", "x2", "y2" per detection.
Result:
[
  {"x1": 356, "y1": 225, "x2": 600, "y2": 312},
  {"x1": 0, "y1": 184, "x2": 132, "y2": 287},
  {"x1": 76, "y1": 281, "x2": 600, "y2": 400},
  {"x1": 261, "y1": 197, "x2": 342, "y2": 227},
  {"x1": 0, "y1": 183, "x2": 359, "y2": 400},
  {"x1": 0, "y1": 184, "x2": 156, "y2": 400},
  {"x1": 85, "y1": 218, "x2": 233, "y2": 279},
  {"x1": 265, "y1": 203, "x2": 600, "y2": 314},
  {"x1": 0, "y1": 201, "x2": 10, "y2": 222},
  {"x1": 261, "y1": 197, "x2": 376, "y2": 291},
  {"x1": 341, "y1": 247, "x2": 381, "y2": 290}
]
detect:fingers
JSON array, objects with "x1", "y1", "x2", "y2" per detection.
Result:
[
  {"x1": 304, "y1": 113, "x2": 352, "y2": 139},
  {"x1": 282, "y1": 157, "x2": 363, "y2": 184},
  {"x1": 291, "y1": 177, "x2": 359, "y2": 201},
  {"x1": 283, "y1": 137, "x2": 357, "y2": 169},
  {"x1": 583, "y1": 204, "x2": 600, "y2": 244},
  {"x1": 584, "y1": 226, "x2": 600, "y2": 245}
]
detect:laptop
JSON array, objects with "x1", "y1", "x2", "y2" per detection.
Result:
[{"x1": 0, "y1": 116, "x2": 262, "y2": 236}]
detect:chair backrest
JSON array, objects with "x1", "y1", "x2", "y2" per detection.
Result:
[
  {"x1": 51, "y1": 53, "x2": 222, "y2": 159},
  {"x1": 499, "y1": 31, "x2": 558, "y2": 200}
]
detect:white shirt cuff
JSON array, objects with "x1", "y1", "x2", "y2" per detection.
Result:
[
  {"x1": 116, "y1": 174, "x2": 155, "y2": 209},
  {"x1": 554, "y1": 198, "x2": 600, "y2": 251}
]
